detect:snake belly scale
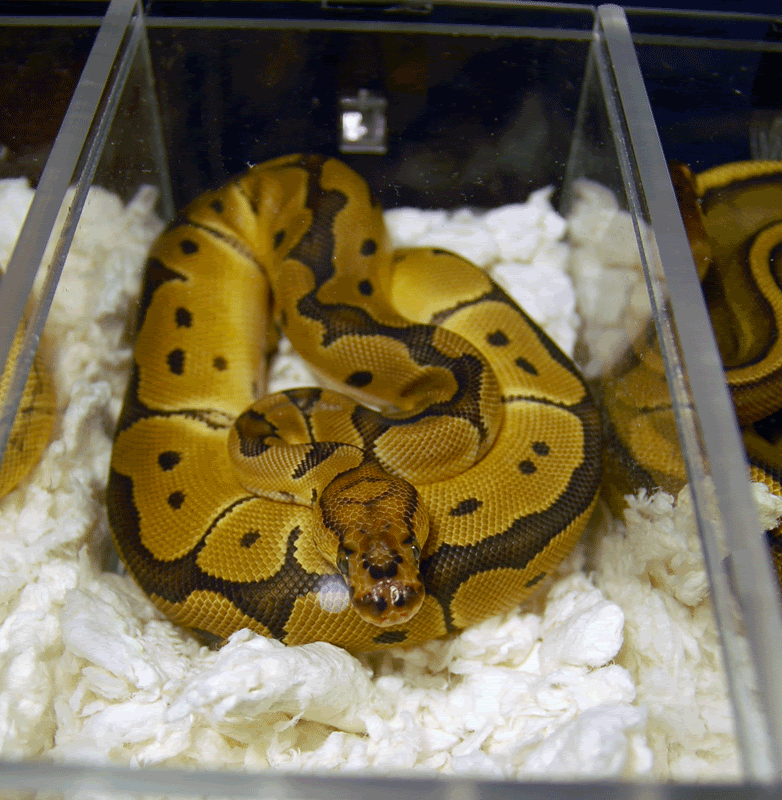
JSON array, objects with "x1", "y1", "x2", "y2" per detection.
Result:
[{"x1": 107, "y1": 153, "x2": 601, "y2": 651}]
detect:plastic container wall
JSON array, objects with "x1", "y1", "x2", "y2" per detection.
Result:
[
  {"x1": 621, "y1": 6, "x2": 782, "y2": 780},
  {"x1": 0, "y1": 1, "x2": 775, "y2": 797}
]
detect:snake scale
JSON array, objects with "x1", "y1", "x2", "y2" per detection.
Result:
[
  {"x1": 0, "y1": 317, "x2": 55, "y2": 498},
  {"x1": 105, "y1": 153, "x2": 602, "y2": 651},
  {"x1": 601, "y1": 159, "x2": 782, "y2": 580}
]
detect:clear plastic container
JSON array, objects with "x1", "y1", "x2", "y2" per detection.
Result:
[{"x1": 0, "y1": 1, "x2": 780, "y2": 797}]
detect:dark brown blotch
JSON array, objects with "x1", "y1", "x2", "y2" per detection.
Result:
[
  {"x1": 346, "y1": 371, "x2": 372, "y2": 388},
  {"x1": 515, "y1": 356, "x2": 538, "y2": 375},
  {"x1": 167, "y1": 491, "x2": 185, "y2": 509},
  {"x1": 240, "y1": 530, "x2": 261, "y2": 548},
  {"x1": 487, "y1": 330, "x2": 509, "y2": 347},
  {"x1": 167, "y1": 349, "x2": 185, "y2": 375},
  {"x1": 449, "y1": 497, "x2": 482, "y2": 517},
  {"x1": 175, "y1": 307, "x2": 192, "y2": 328},
  {"x1": 158, "y1": 451, "x2": 181, "y2": 471}
]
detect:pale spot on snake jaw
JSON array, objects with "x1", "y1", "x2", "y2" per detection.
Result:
[{"x1": 315, "y1": 574, "x2": 351, "y2": 613}]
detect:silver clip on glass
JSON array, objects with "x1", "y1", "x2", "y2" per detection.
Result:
[{"x1": 339, "y1": 90, "x2": 387, "y2": 154}]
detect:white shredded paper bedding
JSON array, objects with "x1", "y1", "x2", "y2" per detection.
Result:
[{"x1": 1, "y1": 174, "x2": 778, "y2": 781}]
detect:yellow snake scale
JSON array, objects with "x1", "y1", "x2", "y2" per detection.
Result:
[
  {"x1": 105, "y1": 154, "x2": 602, "y2": 651},
  {"x1": 0, "y1": 317, "x2": 55, "y2": 497},
  {"x1": 601, "y1": 159, "x2": 782, "y2": 581}
]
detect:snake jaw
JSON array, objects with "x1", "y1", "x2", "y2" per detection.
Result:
[
  {"x1": 354, "y1": 577, "x2": 425, "y2": 627},
  {"x1": 338, "y1": 535, "x2": 426, "y2": 627}
]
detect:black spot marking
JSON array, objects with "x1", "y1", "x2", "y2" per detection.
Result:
[
  {"x1": 180, "y1": 239, "x2": 198, "y2": 255},
  {"x1": 525, "y1": 572, "x2": 546, "y2": 589},
  {"x1": 374, "y1": 630, "x2": 408, "y2": 645},
  {"x1": 358, "y1": 279, "x2": 373, "y2": 296},
  {"x1": 213, "y1": 356, "x2": 228, "y2": 371},
  {"x1": 449, "y1": 498, "x2": 483, "y2": 516},
  {"x1": 311, "y1": 488, "x2": 318, "y2": 503},
  {"x1": 158, "y1": 451, "x2": 180, "y2": 471},
  {"x1": 360, "y1": 238, "x2": 377, "y2": 256},
  {"x1": 175, "y1": 307, "x2": 192, "y2": 328},
  {"x1": 167, "y1": 491, "x2": 185, "y2": 509},
  {"x1": 346, "y1": 371, "x2": 372, "y2": 388},
  {"x1": 515, "y1": 356, "x2": 538, "y2": 375},
  {"x1": 487, "y1": 330, "x2": 509, "y2": 347},
  {"x1": 532, "y1": 441, "x2": 550, "y2": 456},
  {"x1": 518, "y1": 460, "x2": 536, "y2": 475},
  {"x1": 273, "y1": 230, "x2": 286, "y2": 249},
  {"x1": 241, "y1": 531, "x2": 261, "y2": 548},
  {"x1": 167, "y1": 349, "x2": 185, "y2": 375},
  {"x1": 210, "y1": 198, "x2": 224, "y2": 213}
]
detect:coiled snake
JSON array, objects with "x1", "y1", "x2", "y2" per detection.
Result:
[
  {"x1": 601, "y1": 159, "x2": 782, "y2": 578},
  {"x1": 106, "y1": 154, "x2": 602, "y2": 651}
]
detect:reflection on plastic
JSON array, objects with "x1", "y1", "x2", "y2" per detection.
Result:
[{"x1": 339, "y1": 89, "x2": 387, "y2": 154}]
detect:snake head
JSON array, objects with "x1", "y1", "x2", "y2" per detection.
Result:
[{"x1": 321, "y1": 463, "x2": 428, "y2": 628}]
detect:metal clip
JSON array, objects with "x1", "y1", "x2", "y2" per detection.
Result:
[{"x1": 339, "y1": 90, "x2": 387, "y2": 154}]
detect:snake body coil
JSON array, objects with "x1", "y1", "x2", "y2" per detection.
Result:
[
  {"x1": 107, "y1": 154, "x2": 602, "y2": 651},
  {"x1": 602, "y1": 159, "x2": 782, "y2": 577},
  {"x1": 0, "y1": 317, "x2": 55, "y2": 497}
]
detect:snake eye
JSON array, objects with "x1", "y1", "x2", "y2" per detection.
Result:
[
  {"x1": 409, "y1": 539, "x2": 421, "y2": 561},
  {"x1": 337, "y1": 547, "x2": 351, "y2": 575}
]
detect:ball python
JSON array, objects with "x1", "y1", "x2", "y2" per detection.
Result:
[
  {"x1": 0, "y1": 309, "x2": 55, "y2": 497},
  {"x1": 106, "y1": 153, "x2": 602, "y2": 651},
  {"x1": 601, "y1": 159, "x2": 782, "y2": 579}
]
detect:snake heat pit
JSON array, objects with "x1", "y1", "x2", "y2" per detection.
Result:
[{"x1": 105, "y1": 153, "x2": 602, "y2": 651}]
